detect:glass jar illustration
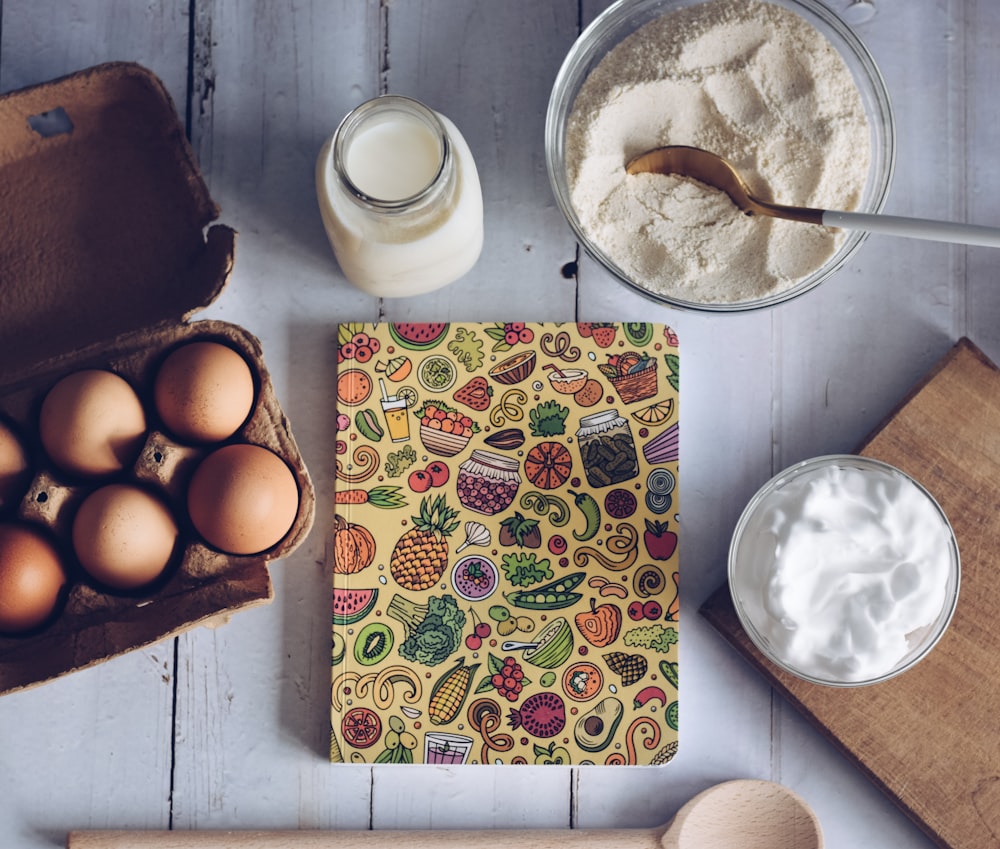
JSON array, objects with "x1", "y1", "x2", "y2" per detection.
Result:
[
  {"x1": 457, "y1": 450, "x2": 521, "y2": 515},
  {"x1": 576, "y1": 409, "x2": 639, "y2": 488},
  {"x1": 316, "y1": 95, "x2": 483, "y2": 298}
]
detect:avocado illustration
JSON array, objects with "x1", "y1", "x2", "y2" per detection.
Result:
[{"x1": 574, "y1": 697, "x2": 624, "y2": 752}]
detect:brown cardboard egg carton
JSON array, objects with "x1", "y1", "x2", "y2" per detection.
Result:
[{"x1": 0, "y1": 62, "x2": 315, "y2": 694}]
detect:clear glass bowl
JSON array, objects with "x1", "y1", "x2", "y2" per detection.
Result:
[
  {"x1": 544, "y1": 0, "x2": 896, "y2": 313},
  {"x1": 728, "y1": 455, "x2": 960, "y2": 687}
]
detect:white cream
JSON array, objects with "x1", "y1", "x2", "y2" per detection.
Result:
[{"x1": 732, "y1": 460, "x2": 956, "y2": 683}]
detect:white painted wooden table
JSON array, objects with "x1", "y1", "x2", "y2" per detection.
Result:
[{"x1": 1, "y1": 2, "x2": 996, "y2": 847}]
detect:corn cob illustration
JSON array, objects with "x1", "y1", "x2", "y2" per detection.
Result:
[
  {"x1": 603, "y1": 651, "x2": 648, "y2": 686},
  {"x1": 428, "y1": 656, "x2": 480, "y2": 725},
  {"x1": 389, "y1": 494, "x2": 461, "y2": 590}
]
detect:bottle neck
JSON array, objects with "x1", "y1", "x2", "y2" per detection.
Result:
[{"x1": 332, "y1": 95, "x2": 453, "y2": 216}]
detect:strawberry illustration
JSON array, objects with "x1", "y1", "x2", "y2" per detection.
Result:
[
  {"x1": 453, "y1": 375, "x2": 493, "y2": 411},
  {"x1": 577, "y1": 322, "x2": 594, "y2": 338},
  {"x1": 591, "y1": 325, "x2": 617, "y2": 348}
]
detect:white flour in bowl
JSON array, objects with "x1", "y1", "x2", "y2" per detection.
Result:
[{"x1": 565, "y1": 0, "x2": 871, "y2": 305}]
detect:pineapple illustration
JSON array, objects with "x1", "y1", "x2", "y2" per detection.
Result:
[{"x1": 390, "y1": 494, "x2": 461, "y2": 590}]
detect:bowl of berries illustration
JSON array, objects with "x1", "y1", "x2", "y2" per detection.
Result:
[{"x1": 451, "y1": 555, "x2": 499, "y2": 601}]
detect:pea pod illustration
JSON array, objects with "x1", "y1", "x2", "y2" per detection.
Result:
[
  {"x1": 568, "y1": 490, "x2": 600, "y2": 541},
  {"x1": 504, "y1": 572, "x2": 586, "y2": 609}
]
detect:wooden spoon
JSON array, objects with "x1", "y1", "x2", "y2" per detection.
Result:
[
  {"x1": 626, "y1": 144, "x2": 1000, "y2": 248},
  {"x1": 66, "y1": 779, "x2": 822, "y2": 849}
]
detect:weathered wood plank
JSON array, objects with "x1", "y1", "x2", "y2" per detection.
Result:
[
  {"x1": 366, "y1": 1, "x2": 578, "y2": 823},
  {"x1": 0, "y1": 0, "x2": 189, "y2": 106},
  {"x1": 0, "y1": 2, "x2": 189, "y2": 845},
  {"x1": 966, "y1": 0, "x2": 1000, "y2": 361},
  {"x1": 0, "y1": 651, "x2": 176, "y2": 842},
  {"x1": 171, "y1": 0, "x2": 377, "y2": 829}
]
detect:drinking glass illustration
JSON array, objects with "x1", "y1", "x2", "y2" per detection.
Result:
[
  {"x1": 379, "y1": 379, "x2": 410, "y2": 442},
  {"x1": 424, "y1": 732, "x2": 473, "y2": 765}
]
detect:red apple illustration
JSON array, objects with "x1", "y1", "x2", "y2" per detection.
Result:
[{"x1": 644, "y1": 519, "x2": 678, "y2": 560}]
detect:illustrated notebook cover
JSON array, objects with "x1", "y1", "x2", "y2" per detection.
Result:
[{"x1": 330, "y1": 322, "x2": 679, "y2": 765}]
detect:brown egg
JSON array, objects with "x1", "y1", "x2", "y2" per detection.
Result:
[
  {"x1": 72, "y1": 484, "x2": 179, "y2": 590},
  {"x1": 0, "y1": 420, "x2": 31, "y2": 512},
  {"x1": 154, "y1": 341, "x2": 256, "y2": 443},
  {"x1": 0, "y1": 522, "x2": 67, "y2": 633},
  {"x1": 39, "y1": 369, "x2": 147, "y2": 477},
  {"x1": 187, "y1": 443, "x2": 299, "y2": 555}
]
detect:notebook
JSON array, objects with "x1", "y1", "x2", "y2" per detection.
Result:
[{"x1": 331, "y1": 322, "x2": 679, "y2": 765}]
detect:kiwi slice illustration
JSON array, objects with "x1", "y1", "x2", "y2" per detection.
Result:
[
  {"x1": 332, "y1": 629, "x2": 346, "y2": 665},
  {"x1": 353, "y1": 621, "x2": 393, "y2": 666},
  {"x1": 623, "y1": 322, "x2": 654, "y2": 346}
]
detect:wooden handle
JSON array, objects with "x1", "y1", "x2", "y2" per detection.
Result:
[
  {"x1": 67, "y1": 826, "x2": 663, "y2": 849},
  {"x1": 66, "y1": 780, "x2": 821, "y2": 849}
]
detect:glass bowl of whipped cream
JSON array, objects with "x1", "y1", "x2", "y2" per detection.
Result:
[
  {"x1": 545, "y1": 0, "x2": 896, "y2": 312},
  {"x1": 728, "y1": 455, "x2": 960, "y2": 687}
]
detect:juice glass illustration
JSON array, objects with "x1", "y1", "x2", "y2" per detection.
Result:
[
  {"x1": 424, "y1": 732, "x2": 473, "y2": 765},
  {"x1": 379, "y1": 378, "x2": 410, "y2": 442}
]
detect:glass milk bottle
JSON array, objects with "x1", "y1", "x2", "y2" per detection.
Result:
[{"x1": 316, "y1": 95, "x2": 484, "y2": 298}]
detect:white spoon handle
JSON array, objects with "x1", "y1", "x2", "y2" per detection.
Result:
[{"x1": 822, "y1": 210, "x2": 1000, "y2": 247}]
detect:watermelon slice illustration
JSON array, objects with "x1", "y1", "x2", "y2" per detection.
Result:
[
  {"x1": 389, "y1": 323, "x2": 449, "y2": 351},
  {"x1": 333, "y1": 587, "x2": 378, "y2": 625}
]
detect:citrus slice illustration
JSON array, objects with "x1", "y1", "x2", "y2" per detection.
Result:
[
  {"x1": 417, "y1": 355, "x2": 457, "y2": 391},
  {"x1": 342, "y1": 706, "x2": 381, "y2": 748},
  {"x1": 632, "y1": 399, "x2": 674, "y2": 426},
  {"x1": 395, "y1": 385, "x2": 420, "y2": 408}
]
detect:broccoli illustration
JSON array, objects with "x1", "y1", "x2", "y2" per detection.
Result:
[{"x1": 386, "y1": 594, "x2": 466, "y2": 666}]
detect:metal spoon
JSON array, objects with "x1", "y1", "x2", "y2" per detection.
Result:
[
  {"x1": 67, "y1": 779, "x2": 823, "y2": 848},
  {"x1": 500, "y1": 640, "x2": 539, "y2": 651},
  {"x1": 626, "y1": 145, "x2": 1000, "y2": 248}
]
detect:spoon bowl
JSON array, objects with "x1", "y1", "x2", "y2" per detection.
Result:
[
  {"x1": 627, "y1": 145, "x2": 1000, "y2": 248},
  {"x1": 662, "y1": 779, "x2": 823, "y2": 849}
]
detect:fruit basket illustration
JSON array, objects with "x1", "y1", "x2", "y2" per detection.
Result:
[
  {"x1": 600, "y1": 351, "x2": 659, "y2": 404},
  {"x1": 331, "y1": 321, "x2": 680, "y2": 766}
]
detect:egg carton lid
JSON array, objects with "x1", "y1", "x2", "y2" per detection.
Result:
[{"x1": 0, "y1": 62, "x2": 228, "y2": 389}]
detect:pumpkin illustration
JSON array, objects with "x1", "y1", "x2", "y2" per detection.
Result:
[
  {"x1": 523, "y1": 441, "x2": 573, "y2": 490},
  {"x1": 574, "y1": 598, "x2": 621, "y2": 648},
  {"x1": 332, "y1": 515, "x2": 376, "y2": 574}
]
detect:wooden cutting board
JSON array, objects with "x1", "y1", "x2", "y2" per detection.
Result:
[{"x1": 701, "y1": 337, "x2": 1000, "y2": 849}]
